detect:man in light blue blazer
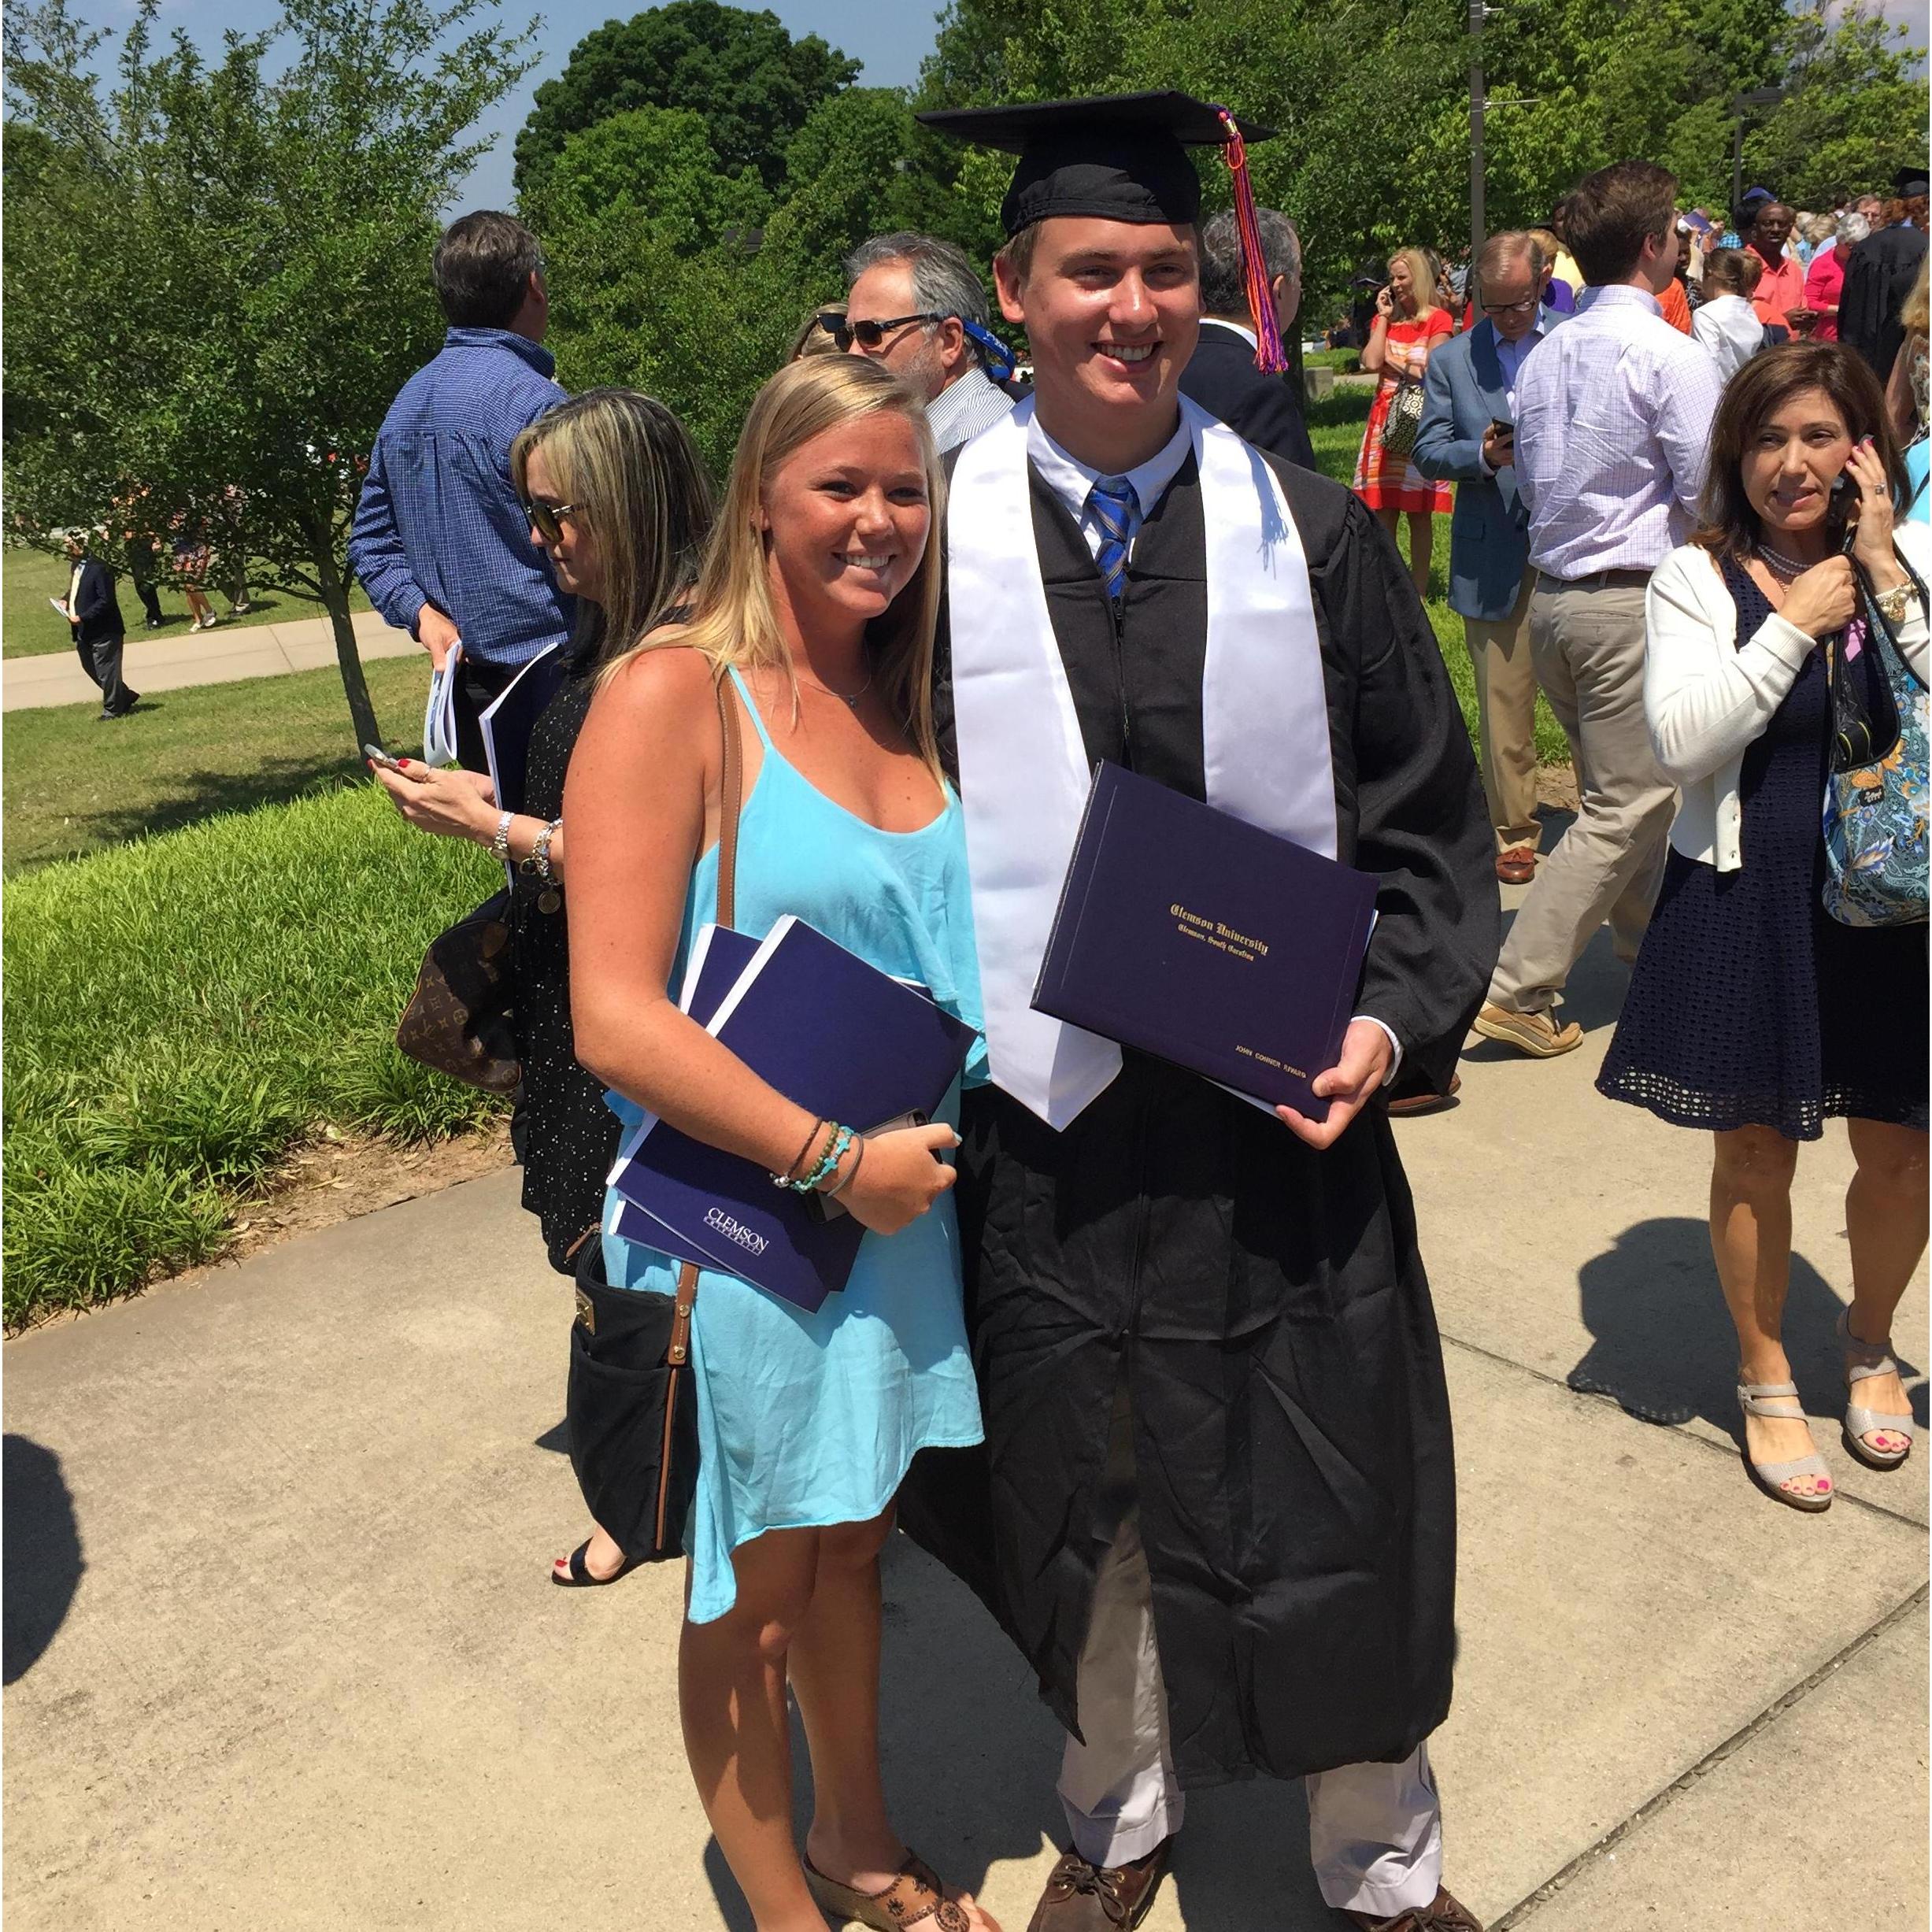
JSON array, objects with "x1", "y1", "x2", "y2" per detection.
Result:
[{"x1": 1415, "y1": 231, "x2": 1564, "y2": 886}]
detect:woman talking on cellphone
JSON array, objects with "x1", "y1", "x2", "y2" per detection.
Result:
[
  {"x1": 564, "y1": 356, "x2": 996, "y2": 1932},
  {"x1": 1352, "y1": 246, "x2": 1454, "y2": 599},
  {"x1": 1599, "y1": 343, "x2": 1930, "y2": 1514}
]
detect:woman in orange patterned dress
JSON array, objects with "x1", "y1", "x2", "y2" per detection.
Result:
[{"x1": 1352, "y1": 246, "x2": 1453, "y2": 597}]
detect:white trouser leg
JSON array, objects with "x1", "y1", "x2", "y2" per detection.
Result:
[
  {"x1": 1306, "y1": 1742, "x2": 1444, "y2": 1917},
  {"x1": 1057, "y1": 1385, "x2": 1443, "y2": 1904},
  {"x1": 1056, "y1": 1385, "x2": 1185, "y2": 1866}
]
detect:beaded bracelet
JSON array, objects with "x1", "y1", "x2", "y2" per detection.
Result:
[
  {"x1": 1873, "y1": 580, "x2": 1913, "y2": 627},
  {"x1": 824, "y1": 1134, "x2": 866, "y2": 1200},
  {"x1": 791, "y1": 1124, "x2": 854, "y2": 1194}
]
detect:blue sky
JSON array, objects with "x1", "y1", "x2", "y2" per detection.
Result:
[{"x1": 92, "y1": 1, "x2": 948, "y2": 206}]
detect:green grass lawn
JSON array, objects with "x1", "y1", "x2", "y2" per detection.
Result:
[
  {"x1": 4, "y1": 543, "x2": 373, "y2": 658},
  {"x1": 4, "y1": 653, "x2": 431, "y2": 874},
  {"x1": 1305, "y1": 390, "x2": 1568, "y2": 766},
  {"x1": 4, "y1": 781, "x2": 503, "y2": 1325}
]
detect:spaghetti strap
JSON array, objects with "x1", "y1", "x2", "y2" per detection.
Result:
[{"x1": 725, "y1": 664, "x2": 776, "y2": 753}]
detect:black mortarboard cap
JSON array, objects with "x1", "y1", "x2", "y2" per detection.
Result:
[
  {"x1": 1895, "y1": 165, "x2": 1930, "y2": 198},
  {"x1": 916, "y1": 91, "x2": 1274, "y2": 239}
]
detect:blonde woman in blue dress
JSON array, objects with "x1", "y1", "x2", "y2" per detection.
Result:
[{"x1": 564, "y1": 356, "x2": 998, "y2": 1932}]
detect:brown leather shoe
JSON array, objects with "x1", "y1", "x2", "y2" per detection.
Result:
[
  {"x1": 1026, "y1": 1840, "x2": 1171, "y2": 1930},
  {"x1": 1339, "y1": 1882, "x2": 1485, "y2": 1930},
  {"x1": 1384, "y1": 1073, "x2": 1461, "y2": 1118},
  {"x1": 1495, "y1": 845, "x2": 1538, "y2": 884}
]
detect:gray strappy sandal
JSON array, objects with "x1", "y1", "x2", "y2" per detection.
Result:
[
  {"x1": 1838, "y1": 1309, "x2": 1916, "y2": 1471},
  {"x1": 1736, "y1": 1382, "x2": 1833, "y2": 1511}
]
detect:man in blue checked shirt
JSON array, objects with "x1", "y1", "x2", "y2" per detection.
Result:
[{"x1": 350, "y1": 211, "x2": 572, "y2": 770}]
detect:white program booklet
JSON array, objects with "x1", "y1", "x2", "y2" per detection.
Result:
[{"x1": 422, "y1": 639, "x2": 464, "y2": 766}]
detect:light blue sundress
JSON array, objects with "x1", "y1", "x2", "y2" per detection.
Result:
[{"x1": 601, "y1": 668, "x2": 989, "y2": 1623}]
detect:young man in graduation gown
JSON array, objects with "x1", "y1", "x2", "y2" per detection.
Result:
[{"x1": 897, "y1": 94, "x2": 1499, "y2": 1932}]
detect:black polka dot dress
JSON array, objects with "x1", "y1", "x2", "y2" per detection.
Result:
[{"x1": 1598, "y1": 555, "x2": 1928, "y2": 1139}]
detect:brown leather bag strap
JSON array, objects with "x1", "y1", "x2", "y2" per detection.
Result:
[
  {"x1": 714, "y1": 666, "x2": 743, "y2": 931},
  {"x1": 650, "y1": 665, "x2": 749, "y2": 1553}
]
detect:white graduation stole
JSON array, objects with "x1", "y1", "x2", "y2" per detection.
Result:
[{"x1": 946, "y1": 394, "x2": 1334, "y2": 1130}]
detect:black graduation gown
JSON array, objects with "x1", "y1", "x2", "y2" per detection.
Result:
[
  {"x1": 1839, "y1": 224, "x2": 1929, "y2": 383},
  {"x1": 898, "y1": 449, "x2": 1500, "y2": 1788}
]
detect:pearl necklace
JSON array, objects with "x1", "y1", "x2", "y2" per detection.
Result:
[{"x1": 1754, "y1": 539, "x2": 1820, "y2": 579}]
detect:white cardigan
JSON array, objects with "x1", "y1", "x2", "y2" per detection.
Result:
[{"x1": 1644, "y1": 520, "x2": 1932, "y2": 872}]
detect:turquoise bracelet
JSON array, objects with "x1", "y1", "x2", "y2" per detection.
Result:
[{"x1": 792, "y1": 1123, "x2": 854, "y2": 1194}]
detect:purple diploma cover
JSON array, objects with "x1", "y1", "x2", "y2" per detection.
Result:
[{"x1": 1031, "y1": 763, "x2": 1379, "y2": 1119}]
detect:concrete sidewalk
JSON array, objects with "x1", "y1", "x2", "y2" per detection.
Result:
[
  {"x1": 2, "y1": 608, "x2": 418, "y2": 712},
  {"x1": 4, "y1": 911, "x2": 1925, "y2": 1930}
]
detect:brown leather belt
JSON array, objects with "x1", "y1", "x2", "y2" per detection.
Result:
[{"x1": 1536, "y1": 567, "x2": 1653, "y2": 590}]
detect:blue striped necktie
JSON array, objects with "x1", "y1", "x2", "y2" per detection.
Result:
[{"x1": 1087, "y1": 474, "x2": 1141, "y2": 602}]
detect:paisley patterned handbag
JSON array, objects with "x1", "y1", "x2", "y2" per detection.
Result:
[
  {"x1": 394, "y1": 889, "x2": 520, "y2": 1091},
  {"x1": 1381, "y1": 376, "x2": 1426, "y2": 459},
  {"x1": 1822, "y1": 557, "x2": 1929, "y2": 928}
]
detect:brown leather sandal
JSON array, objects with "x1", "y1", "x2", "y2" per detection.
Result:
[{"x1": 804, "y1": 1849, "x2": 973, "y2": 1930}]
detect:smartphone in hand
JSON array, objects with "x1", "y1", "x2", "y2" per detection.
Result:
[{"x1": 362, "y1": 742, "x2": 407, "y2": 773}]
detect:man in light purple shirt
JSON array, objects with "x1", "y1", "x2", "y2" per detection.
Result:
[{"x1": 1472, "y1": 161, "x2": 1723, "y2": 1060}]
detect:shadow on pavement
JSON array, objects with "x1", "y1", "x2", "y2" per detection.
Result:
[
  {"x1": 3, "y1": 1434, "x2": 83, "y2": 1684},
  {"x1": 1567, "y1": 1215, "x2": 1923, "y2": 1434}
]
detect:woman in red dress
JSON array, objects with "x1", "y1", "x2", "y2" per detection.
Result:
[{"x1": 1353, "y1": 246, "x2": 1453, "y2": 597}]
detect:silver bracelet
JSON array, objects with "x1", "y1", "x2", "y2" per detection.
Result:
[
  {"x1": 533, "y1": 818, "x2": 561, "y2": 883},
  {"x1": 489, "y1": 811, "x2": 513, "y2": 863}
]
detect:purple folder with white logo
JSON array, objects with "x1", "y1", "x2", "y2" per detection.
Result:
[{"x1": 608, "y1": 916, "x2": 976, "y2": 1312}]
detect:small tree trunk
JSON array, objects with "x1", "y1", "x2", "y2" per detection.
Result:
[{"x1": 309, "y1": 523, "x2": 383, "y2": 751}]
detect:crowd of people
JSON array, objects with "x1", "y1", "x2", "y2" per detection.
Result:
[{"x1": 344, "y1": 99, "x2": 1926, "y2": 1932}]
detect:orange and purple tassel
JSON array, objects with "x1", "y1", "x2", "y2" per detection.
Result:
[{"x1": 1213, "y1": 105, "x2": 1288, "y2": 375}]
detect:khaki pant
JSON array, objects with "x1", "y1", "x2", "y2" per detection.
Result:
[
  {"x1": 1464, "y1": 572, "x2": 1542, "y2": 853},
  {"x1": 1487, "y1": 576, "x2": 1676, "y2": 1016},
  {"x1": 1057, "y1": 1384, "x2": 1445, "y2": 1917}
]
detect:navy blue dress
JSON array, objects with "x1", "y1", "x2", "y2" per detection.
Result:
[{"x1": 1599, "y1": 555, "x2": 1928, "y2": 1139}]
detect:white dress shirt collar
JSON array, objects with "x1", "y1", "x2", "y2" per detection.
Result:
[
  {"x1": 1201, "y1": 316, "x2": 1259, "y2": 350},
  {"x1": 1027, "y1": 409, "x2": 1194, "y2": 532}
]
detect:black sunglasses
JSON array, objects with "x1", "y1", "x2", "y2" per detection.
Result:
[
  {"x1": 520, "y1": 497, "x2": 579, "y2": 544},
  {"x1": 816, "y1": 311, "x2": 944, "y2": 352}
]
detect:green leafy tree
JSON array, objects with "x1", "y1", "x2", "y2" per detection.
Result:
[
  {"x1": 513, "y1": 1, "x2": 858, "y2": 205},
  {"x1": 1746, "y1": 3, "x2": 1929, "y2": 209},
  {"x1": 2, "y1": 0, "x2": 534, "y2": 750},
  {"x1": 760, "y1": 87, "x2": 993, "y2": 294},
  {"x1": 525, "y1": 103, "x2": 769, "y2": 254},
  {"x1": 914, "y1": 0, "x2": 1921, "y2": 319}
]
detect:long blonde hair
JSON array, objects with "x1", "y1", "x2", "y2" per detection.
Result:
[
  {"x1": 510, "y1": 389, "x2": 713, "y2": 670},
  {"x1": 611, "y1": 357, "x2": 946, "y2": 775}
]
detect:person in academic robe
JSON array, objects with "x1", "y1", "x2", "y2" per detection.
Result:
[
  {"x1": 898, "y1": 93, "x2": 1499, "y2": 1932},
  {"x1": 1840, "y1": 168, "x2": 1929, "y2": 387}
]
